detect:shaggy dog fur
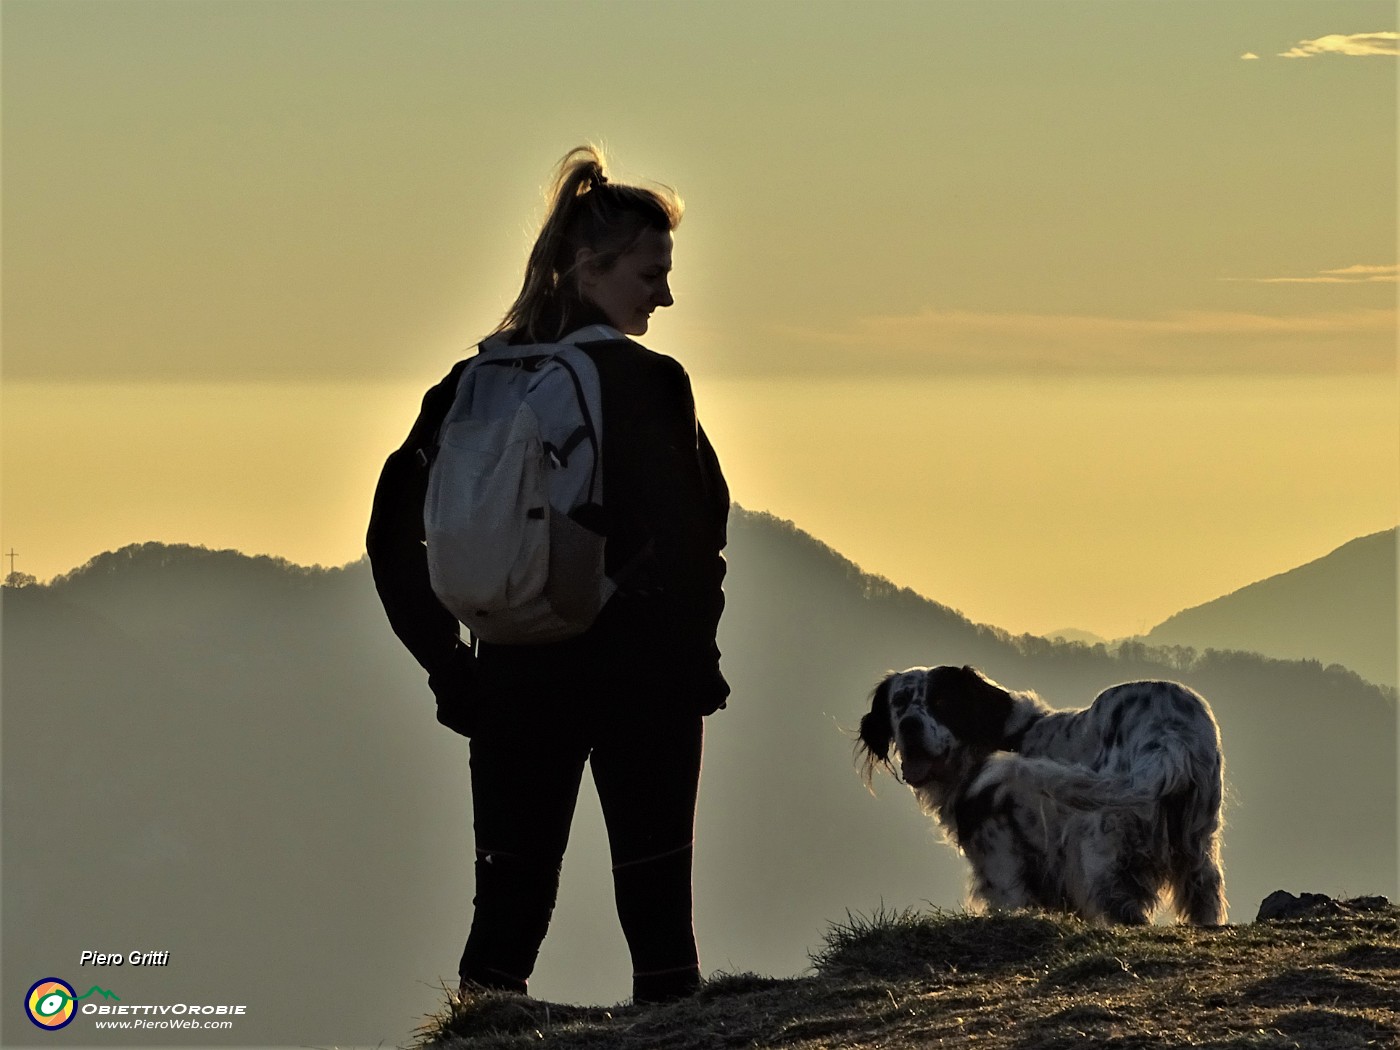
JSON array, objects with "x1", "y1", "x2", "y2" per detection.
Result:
[{"x1": 858, "y1": 665, "x2": 1227, "y2": 925}]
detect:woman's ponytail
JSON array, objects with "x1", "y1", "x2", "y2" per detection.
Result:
[{"x1": 491, "y1": 145, "x2": 681, "y2": 344}]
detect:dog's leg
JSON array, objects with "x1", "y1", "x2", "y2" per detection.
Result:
[
  {"x1": 1100, "y1": 891, "x2": 1154, "y2": 925},
  {"x1": 1095, "y1": 865, "x2": 1156, "y2": 925},
  {"x1": 1164, "y1": 771, "x2": 1228, "y2": 926},
  {"x1": 1171, "y1": 832, "x2": 1227, "y2": 925},
  {"x1": 971, "y1": 872, "x2": 1039, "y2": 915},
  {"x1": 1076, "y1": 821, "x2": 1158, "y2": 925},
  {"x1": 964, "y1": 827, "x2": 1040, "y2": 914},
  {"x1": 1176, "y1": 859, "x2": 1227, "y2": 926}
]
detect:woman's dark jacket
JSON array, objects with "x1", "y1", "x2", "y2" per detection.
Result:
[{"x1": 366, "y1": 334, "x2": 730, "y2": 717}]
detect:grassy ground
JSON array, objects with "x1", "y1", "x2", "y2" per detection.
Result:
[{"x1": 416, "y1": 898, "x2": 1398, "y2": 1049}]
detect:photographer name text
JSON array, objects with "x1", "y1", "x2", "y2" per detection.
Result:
[{"x1": 80, "y1": 949, "x2": 171, "y2": 966}]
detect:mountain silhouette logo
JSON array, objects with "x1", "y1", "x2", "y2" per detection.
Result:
[{"x1": 24, "y1": 978, "x2": 120, "y2": 1031}]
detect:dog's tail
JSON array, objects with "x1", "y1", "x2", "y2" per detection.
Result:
[
  {"x1": 1129, "y1": 737, "x2": 1222, "y2": 805},
  {"x1": 971, "y1": 754, "x2": 1155, "y2": 812}
]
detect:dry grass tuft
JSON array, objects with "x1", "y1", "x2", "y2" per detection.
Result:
[{"x1": 415, "y1": 898, "x2": 1400, "y2": 1050}]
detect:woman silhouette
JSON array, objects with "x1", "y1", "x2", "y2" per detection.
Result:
[{"x1": 367, "y1": 145, "x2": 729, "y2": 1004}]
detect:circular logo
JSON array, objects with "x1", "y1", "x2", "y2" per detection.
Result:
[{"x1": 26, "y1": 978, "x2": 77, "y2": 1030}]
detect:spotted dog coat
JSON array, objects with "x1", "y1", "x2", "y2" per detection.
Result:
[{"x1": 858, "y1": 665, "x2": 1227, "y2": 925}]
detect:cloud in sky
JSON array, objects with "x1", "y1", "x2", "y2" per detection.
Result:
[
  {"x1": 1277, "y1": 31, "x2": 1398, "y2": 58},
  {"x1": 1224, "y1": 264, "x2": 1399, "y2": 285},
  {"x1": 766, "y1": 307, "x2": 1395, "y2": 376},
  {"x1": 1240, "y1": 52, "x2": 1260, "y2": 61}
]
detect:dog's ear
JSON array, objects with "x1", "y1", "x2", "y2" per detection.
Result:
[
  {"x1": 927, "y1": 665, "x2": 1014, "y2": 749},
  {"x1": 856, "y1": 675, "x2": 895, "y2": 789}
]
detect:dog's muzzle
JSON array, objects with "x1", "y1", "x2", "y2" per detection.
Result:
[{"x1": 896, "y1": 719, "x2": 942, "y2": 785}]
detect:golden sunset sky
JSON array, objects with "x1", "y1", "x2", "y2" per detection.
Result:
[{"x1": 3, "y1": 0, "x2": 1396, "y2": 638}]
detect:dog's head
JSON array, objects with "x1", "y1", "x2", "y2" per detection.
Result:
[{"x1": 857, "y1": 665, "x2": 1015, "y2": 788}]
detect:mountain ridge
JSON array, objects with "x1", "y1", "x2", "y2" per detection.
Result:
[
  {"x1": 3, "y1": 508, "x2": 1394, "y2": 1043},
  {"x1": 30, "y1": 513, "x2": 1397, "y2": 690},
  {"x1": 1143, "y1": 527, "x2": 1396, "y2": 687}
]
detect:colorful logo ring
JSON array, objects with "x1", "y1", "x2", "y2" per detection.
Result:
[{"x1": 26, "y1": 978, "x2": 77, "y2": 1030}]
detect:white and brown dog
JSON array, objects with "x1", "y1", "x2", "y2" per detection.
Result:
[{"x1": 858, "y1": 665, "x2": 1227, "y2": 925}]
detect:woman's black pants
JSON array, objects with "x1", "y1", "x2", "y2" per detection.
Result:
[{"x1": 458, "y1": 695, "x2": 704, "y2": 1004}]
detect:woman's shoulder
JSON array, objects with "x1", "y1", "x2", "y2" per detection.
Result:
[{"x1": 586, "y1": 335, "x2": 688, "y2": 379}]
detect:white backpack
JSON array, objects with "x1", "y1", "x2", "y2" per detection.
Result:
[{"x1": 423, "y1": 325, "x2": 621, "y2": 644}]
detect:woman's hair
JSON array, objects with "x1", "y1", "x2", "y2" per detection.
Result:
[{"x1": 492, "y1": 145, "x2": 683, "y2": 343}]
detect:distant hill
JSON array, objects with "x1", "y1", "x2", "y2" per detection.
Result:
[
  {"x1": 1046, "y1": 628, "x2": 1108, "y2": 645},
  {"x1": 1143, "y1": 529, "x2": 1397, "y2": 687},
  {"x1": 2, "y1": 512, "x2": 1395, "y2": 1046}
]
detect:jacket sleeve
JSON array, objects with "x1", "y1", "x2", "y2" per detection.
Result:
[
  {"x1": 692, "y1": 418, "x2": 730, "y2": 650},
  {"x1": 365, "y1": 363, "x2": 469, "y2": 675},
  {"x1": 664, "y1": 365, "x2": 730, "y2": 672}
]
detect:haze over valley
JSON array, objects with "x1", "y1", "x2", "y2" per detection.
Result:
[{"x1": 3, "y1": 512, "x2": 1394, "y2": 1045}]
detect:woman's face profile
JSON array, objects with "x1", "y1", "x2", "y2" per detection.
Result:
[{"x1": 577, "y1": 228, "x2": 674, "y2": 336}]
